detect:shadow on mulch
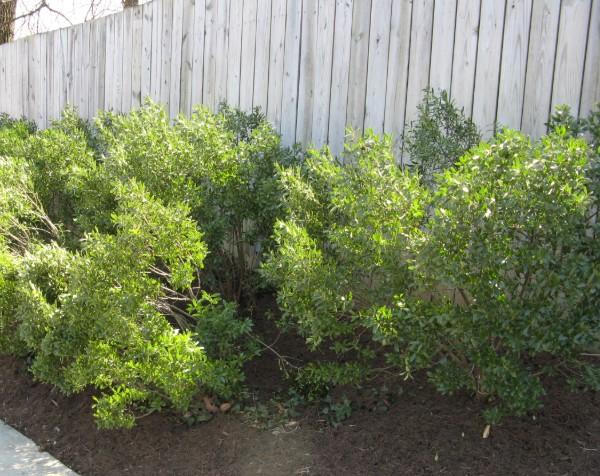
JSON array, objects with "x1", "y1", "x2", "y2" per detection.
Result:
[{"x1": 0, "y1": 298, "x2": 598, "y2": 475}]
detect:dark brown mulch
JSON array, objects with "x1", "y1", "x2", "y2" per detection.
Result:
[{"x1": 1, "y1": 298, "x2": 599, "y2": 475}]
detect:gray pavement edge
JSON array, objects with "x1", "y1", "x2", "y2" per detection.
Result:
[{"x1": 0, "y1": 420, "x2": 78, "y2": 476}]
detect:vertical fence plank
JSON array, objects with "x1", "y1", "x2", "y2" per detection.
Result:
[
  {"x1": 364, "y1": 0, "x2": 393, "y2": 134},
  {"x1": 8, "y1": 45, "x2": 15, "y2": 116},
  {"x1": 150, "y1": 0, "x2": 163, "y2": 102},
  {"x1": 450, "y1": 0, "x2": 480, "y2": 116},
  {"x1": 6, "y1": 45, "x2": 16, "y2": 117},
  {"x1": 6, "y1": 45, "x2": 13, "y2": 117},
  {"x1": 253, "y1": 0, "x2": 272, "y2": 110},
  {"x1": 266, "y1": 0, "x2": 287, "y2": 130},
  {"x1": 404, "y1": 0, "x2": 435, "y2": 148},
  {"x1": 346, "y1": 0, "x2": 372, "y2": 132},
  {"x1": 18, "y1": 39, "x2": 29, "y2": 119},
  {"x1": 280, "y1": 0, "x2": 302, "y2": 145},
  {"x1": 170, "y1": 0, "x2": 184, "y2": 117},
  {"x1": 116, "y1": 14, "x2": 125, "y2": 112},
  {"x1": 117, "y1": 8, "x2": 133, "y2": 113},
  {"x1": 12, "y1": 44, "x2": 21, "y2": 117},
  {"x1": 88, "y1": 21, "x2": 98, "y2": 117},
  {"x1": 39, "y1": 34, "x2": 48, "y2": 128},
  {"x1": 296, "y1": 0, "x2": 318, "y2": 144},
  {"x1": 45, "y1": 31, "x2": 55, "y2": 122},
  {"x1": 227, "y1": 0, "x2": 244, "y2": 108},
  {"x1": 191, "y1": 0, "x2": 206, "y2": 108},
  {"x1": 2, "y1": 46, "x2": 10, "y2": 117},
  {"x1": 328, "y1": 0, "x2": 354, "y2": 155},
  {"x1": 28, "y1": 35, "x2": 44, "y2": 128},
  {"x1": 311, "y1": 0, "x2": 336, "y2": 146},
  {"x1": 383, "y1": 0, "x2": 412, "y2": 154},
  {"x1": 472, "y1": 0, "x2": 505, "y2": 137},
  {"x1": 551, "y1": 0, "x2": 592, "y2": 117},
  {"x1": 104, "y1": 16, "x2": 114, "y2": 110},
  {"x1": 203, "y1": 0, "x2": 217, "y2": 108},
  {"x1": 95, "y1": 18, "x2": 107, "y2": 114},
  {"x1": 141, "y1": 2, "x2": 153, "y2": 102},
  {"x1": 581, "y1": 0, "x2": 600, "y2": 117},
  {"x1": 80, "y1": 22, "x2": 91, "y2": 119},
  {"x1": 179, "y1": 0, "x2": 196, "y2": 115},
  {"x1": 521, "y1": 0, "x2": 560, "y2": 138},
  {"x1": 52, "y1": 28, "x2": 63, "y2": 120},
  {"x1": 429, "y1": 0, "x2": 457, "y2": 93},
  {"x1": 215, "y1": 0, "x2": 231, "y2": 108},
  {"x1": 70, "y1": 25, "x2": 81, "y2": 110},
  {"x1": 121, "y1": 6, "x2": 134, "y2": 113},
  {"x1": 13, "y1": 43, "x2": 21, "y2": 117},
  {"x1": 59, "y1": 28, "x2": 69, "y2": 114},
  {"x1": 131, "y1": 5, "x2": 144, "y2": 110},
  {"x1": 0, "y1": 48, "x2": 6, "y2": 118},
  {"x1": 4, "y1": 46, "x2": 12, "y2": 117},
  {"x1": 160, "y1": 0, "x2": 174, "y2": 110},
  {"x1": 240, "y1": 0, "x2": 258, "y2": 111},
  {"x1": 497, "y1": 0, "x2": 533, "y2": 129}
]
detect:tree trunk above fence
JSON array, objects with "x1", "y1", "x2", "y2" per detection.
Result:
[{"x1": 0, "y1": 0, "x2": 16, "y2": 44}]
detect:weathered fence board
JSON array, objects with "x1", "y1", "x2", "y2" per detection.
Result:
[
  {"x1": 346, "y1": 0, "x2": 372, "y2": 133},
  {"x1": 383, "y1": 0, "x2": 412, "y2": 153},
  {"x1": 551, "y1": 0, "x2": 592, "y2": 117},
  {"x1": 430, "y1": 0, "x2": 457, "y2": 94},
  {"x1": 581, "y1": 0, "x2": 600, "y2": 117},
  {"x1": 266, "y1": 0, "x2": 287, "y2": 131},
  {"x1": 311, "y1": 0, "x2": 335, "y2": 147},
  {"x1": 328, "y1": 0, "x2": 353, "y2": 155},
  {"x1": 364, "y1": 0, "x2": 393, "y2": 135},
  {"x1": 451, "y1": 0, "x2": 480, "y2": 116},
  {"x1": 497, "y1": 0, "x2": 533, "y2": 130},
  {"x1": 240, "y1": 0, "x2": 257, "y2": 112},
  {"x1": 521, "y1": 0, "x2": 561, "y2": 139},
  {"x1": 253, "y1": 0, "x2": 272, "y2": 111},
  {"x1": 405, "y1": 0, "x2": 434, "y2": 131},
  {"x1": 472, "y1": 0, "x2": 505, "y2": 137},
  {"x1": 0, "y1": 0, "x2": 599, "y2": 151}
]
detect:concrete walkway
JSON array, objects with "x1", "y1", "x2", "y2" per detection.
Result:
[{"x1": 0, "y1": 420, "x2": 77, "y2": 475}]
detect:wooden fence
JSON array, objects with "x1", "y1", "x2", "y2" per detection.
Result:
[{"x1": 0, "y1": 0, "x2": 599, "y2": 156}]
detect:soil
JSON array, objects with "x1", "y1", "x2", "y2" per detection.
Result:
[{"x1": 1, "y1": 296, "x2": 599, "y2": 475}]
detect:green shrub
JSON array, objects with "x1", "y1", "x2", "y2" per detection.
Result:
[
  {"x1": 0, "y1": 244, "x2": 21, "y2": 354},
  {"x1": 403, "y1": 89, "x2": 481, "y2": 184},
  {"x1": 262, "y1": 131, "x2": 428, "y2": 395},
  {"x1": 51, "y1": 106, "x2": 105, "y2": 157},
  {"x1": 548, "y1": 103, "x2": 600, "y2": 221},
  {"x1": 403, "y1": 130, "x2": 599, "y2": 422},
  {"x1": 265, "y1": 127, "x2": 599, "y2": 422},
  {"x1": 3, "y1": 180, "x2": 250, "y2": 428},
  {"x1": 90, "y1": 101, "x2": 297, "y2": 300},
  {"x1": 0, "y1": 153, "x2": 59, "y2": 250},
  {"x1": 23, "y1": 127, "x2": 97, "y2": 243},
  {"x1": 96, "y1": 101, "x2": 201, "y2": 209},
  {"x1": 189, "y1": 292, "x2": 258, "y2": 399},
  {"x1": 178, "y1": 104, "x2": 300, "y2": 300},
  {"x1": 0, "y1": 114, "x2": 36, "y2": 158}
]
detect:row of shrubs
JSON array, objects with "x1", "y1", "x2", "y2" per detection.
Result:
[{"x1": 0, "y1": 92, "x2": 598, "y2": 428}]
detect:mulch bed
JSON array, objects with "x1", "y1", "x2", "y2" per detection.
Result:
[{"x1": 1, "y1": 299, "x2": 599, "y2": 475}]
